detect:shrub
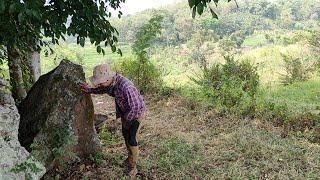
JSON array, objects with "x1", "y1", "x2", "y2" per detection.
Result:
[
  {"x1": 192, "y1": 55, "x2": 259, "y2": 116},
  {"x1": 280, "y1": 54, "x2": 314, "y2": 85},
  {"x1": 255, "y1": 100, "x2": 289, "y2": 126},
  {"x1": 88, "y1": 152, "x2": 104, "y2": 167},
  {"x1": 113, "y1": 57, "x2": 163, "y2": 94}
]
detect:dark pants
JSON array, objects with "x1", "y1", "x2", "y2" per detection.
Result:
[{"x1": 121, "y1": 119, "x2": 142, "y2": 146}]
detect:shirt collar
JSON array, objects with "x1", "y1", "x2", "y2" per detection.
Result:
[{"x1": 112, "y1": 73, "x2": 120, "y2": 86}]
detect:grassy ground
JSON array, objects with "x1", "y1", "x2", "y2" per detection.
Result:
[
  {"x1": 31, "y1": 37, "x2": 320, "y2": 179},
  {"x1": 56, "y1": 94, "x2": 320, "y2": 179},
  {"x1": 261, "y1": 77, "x2": 320, "y2": 114}
]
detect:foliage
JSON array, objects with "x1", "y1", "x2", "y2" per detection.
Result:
[
  {"x1": 99, "y1": 124, "x2": 120, "y2": 147},
  {"x1": 114, "y1": 13, "x2": 164, "y2": 94},
  {"x1": 192, "y1": 55, "x2": 259, "y2": 116},
  {"x1": 188, "y1": 0, "x2": 236, "y2": 19},
  {"x1": 88, "y1": 152, "x2": 104, "y2": 167},
  {"x1": 187, "y1": 29, "x2": 217, "y2": 71},
  {"x1": 255, "y1": 99, "x2": 290, "y2": 125},
  {"x1": 0, "y1": 0, "x2": 124, "y2": 57},
  {"x1": 132, "y1": 13, "x2": 163, "y2": 63},
  {"x1": 280, "y1": 54, "x2": 314, "y2": 85},
  {"x1": 30, "y1": 122, "x2": 78, "y2": 170},
  {"x1": 11, "y1": 155, "x2": 43, "y2": 180},
  {"x1": 114, "y1": 57, "x2": 162, "y2": 94}
]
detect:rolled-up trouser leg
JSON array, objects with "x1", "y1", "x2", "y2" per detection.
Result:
[{"x1": 122, "y1": 118, "x2": 143, "y2": 175}]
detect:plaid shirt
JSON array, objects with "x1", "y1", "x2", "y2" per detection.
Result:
[{"x1": 88, "y1": 74, "x2": 145, "y2": 121}]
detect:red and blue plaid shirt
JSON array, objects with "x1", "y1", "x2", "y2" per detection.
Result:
[{"x1": 88, "y1": 74, "x2": 145, "y2": 121}]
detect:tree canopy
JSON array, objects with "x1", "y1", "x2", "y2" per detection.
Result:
[{"x1": 0, "y1": 0, "x2": 125, "y2": 55}]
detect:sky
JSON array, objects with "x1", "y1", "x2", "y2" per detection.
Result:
[{"x1": 118, "y1": 0, "x2": 182, "y2": 15}]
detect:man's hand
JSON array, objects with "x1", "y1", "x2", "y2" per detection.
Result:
[{"x1": 80, "y1": 83, "x2": 90, "y2": 93}]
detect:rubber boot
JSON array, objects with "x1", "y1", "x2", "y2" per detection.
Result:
[
  {"x1": 123, "y1": 138, "x2": 132, "y2": 167},
  {"x1": 128, "y1": 146, "x2": 139, "y2": 178}
]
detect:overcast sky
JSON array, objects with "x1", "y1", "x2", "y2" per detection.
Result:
[{"x1": 119, "y1": 0, "x2": 182, "y2": 15}]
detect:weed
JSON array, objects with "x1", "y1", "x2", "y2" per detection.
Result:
[
  {"x1": 11, "y1": 155, "x2": 44, "y2": 180},
  {"x1": 99, "y1": 124, "x2": 120, "y2": 147},
  {"x1": 88, "y1": 152, "x2": 104, "y2": 166}
]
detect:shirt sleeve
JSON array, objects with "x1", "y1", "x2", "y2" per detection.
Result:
[
  {"x1": 123, "y1": 86, "x2": 141, "y2": 121},
  {"x1": 88, "y1": 87, "x2": 107, "y2": 94}
]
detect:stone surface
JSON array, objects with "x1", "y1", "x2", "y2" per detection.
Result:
[
  {"x1": 18, "y1": 60, "x2": 101, "y2": 169},
  {"x1": 94, "y1": 114, "x2": 109, "y2": 133},
  {"x1": 0, "y1": 78, "x2": 45, "y2": 180}
]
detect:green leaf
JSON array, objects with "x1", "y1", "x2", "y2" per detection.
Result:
[
  {"x1": 9, "y1": 3, "x2": 16, "y2": 13},
  {"x1": 18, "y1": 13, "x2": 24, "y2": 22},
  {"x1": 188, "y1": 0, "x2": 196, "y2": 8},
  {"x1": 117, "y1": 49, "x2": 122, "y2": 56},
  {"x1": 97, "y1": 46, "x2": 101, "y2": 53},
  {"x1": 197, "y1": 3, "x2": 204, "y2": 15},
  {"x1": 111, "y1": 45, "x2": 116, "y2": 52},
  {"x1": 32, "y1": 10, "x2": 39, "y2": 19},
  {"x1": 192, "y1": 7, "x2": 196, "y2": 18},
  {"x1": 0, "y1": 1, "x2": 5, "y2": 14},
  {"x1": 112, "y1": 36, "x2": 118, "y2": 42},
  {"x1": 79, "y1": 38, "x2": 85, "y2": 47},
  {"x1": 210, "y1": 7, "x2": 219, "y2": 19},
  {"x1": 26, "y1": 9, "x2": 32, "y2": 16}
]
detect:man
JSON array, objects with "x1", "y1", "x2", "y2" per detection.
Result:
[{"x1": 80, "y1": 63, "x2": 145, "y2": 177}]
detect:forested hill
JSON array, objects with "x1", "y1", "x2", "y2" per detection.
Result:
[{"x1": 107, "y1": 0, "x2": 320, "y2": 46}]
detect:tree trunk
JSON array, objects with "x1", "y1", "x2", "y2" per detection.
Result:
[
  {"x1": 28, "y1": 50, "x2": 41, "y2": 82},
  {"x1": 7, "y1": 44, "x2": 27, "y2": 103}
]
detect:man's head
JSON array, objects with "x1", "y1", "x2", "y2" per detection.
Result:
[{"x1": 89, "y1": 63, "x2": 115, "y2": 87}]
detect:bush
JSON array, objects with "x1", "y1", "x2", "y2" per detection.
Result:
[
  {"x1": 192, "y1": 55, "x2": 259, "y2": 116},
  {"x1": 88, "y1": 152, "x2": 104, "y2": 167},
  {"x1": 114, "y1": 57, "x2": 163, "y2": 94},
  {"x1": 255, "y1": 99, "x2": 289, "y2": 126},
  {"x1": 280, "y1": 54, "x2": 314, "y2": 85}
]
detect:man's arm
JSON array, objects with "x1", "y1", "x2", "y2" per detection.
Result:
[{"x1": 80, "y1": 83, "x2": 107, "y2": 94}]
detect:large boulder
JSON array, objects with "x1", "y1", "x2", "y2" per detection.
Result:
[
  {"x1": 18, "y1": 60, "x2": 101, "y2": 169},
  {"x1": 0, "y1": 79, "x2": 45, "y2": 180}
]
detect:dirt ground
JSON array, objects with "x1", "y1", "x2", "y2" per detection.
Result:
[{"x1": 44, "y1": 93, "x2": 320, "y2": 180}]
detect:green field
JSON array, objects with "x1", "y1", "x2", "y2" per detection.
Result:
[
  {"x1": 41, "y1": 43, "x2": 132, "y2": 77},
  {"x1": 39, "y1": 40, "x2": 320, "y2": 116},
  {"x1": 242, "y1": 33, "x2": 268, "y2": 47}
]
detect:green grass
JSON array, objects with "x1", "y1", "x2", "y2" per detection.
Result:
[
  {"x1": 261, "y1": 77, "x2": 320, "y2": 113},
  {"x1": 202, "y1": 124, "x2": 320, "y2": 179},
  {"x1": 41, "y1": 43, "x2": 132, "y2": 77},
  {"x1": 147, "y1": 137, "x2": 203, "y2": 174},
  {"x1": 138, "y1": 103, "x2": 320, "y2": 179},
  {"x1": 243, "y1": 33, "x2": 268, "y2": 47},
  {"x1": 240, "y1": 43, "x2": 313, "y2": 86}
]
